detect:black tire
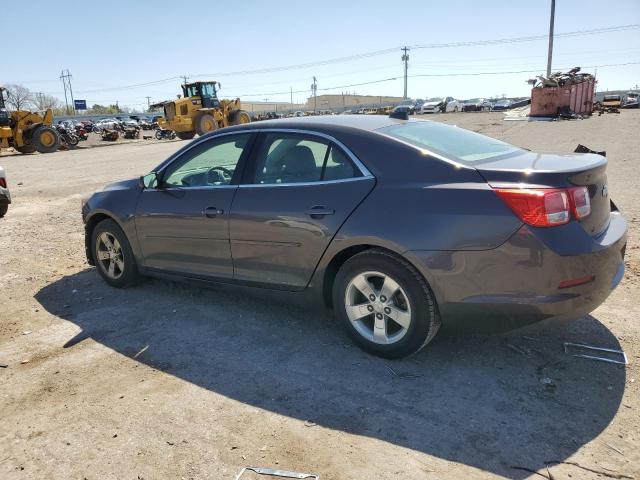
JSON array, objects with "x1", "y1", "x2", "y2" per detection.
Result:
[
  {"x1": 194, "y1": 113, "x2": 218, "y2": 136},
  {"x1": 229, "y1": 110, "x2": 252, "y2": 125},
  {"x1": 332, "y1": 249, "x2": 440, "y2": 359},
  {"x1": 16, "y1": 145, "x2": 36, "y2": 154},
  {"x1": 32, "y1": 126, "x2": 60, "y2": 153},
  {"x1": 0, "y1": 204, "x2": 7, "y2": 218},
  {"x1": 67, "y1": 134, "x2": 79, "y2": 147},
  {"x1": 155, "y1": 130, "x2": 163, "y2": 140},
  {"x1": 176, "y1": 131, "x2": 195, "y2": 140},
  {"x1": 91, "y1": 219, "x2": 142, "y2": 288}
]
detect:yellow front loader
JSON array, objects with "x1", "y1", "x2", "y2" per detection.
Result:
[
  {"x1": 158, "y1": 81, "x2": 251, "y2": 140},
  {"x1": 0, "y1": 86, "x2": 60, "y2": 154}
]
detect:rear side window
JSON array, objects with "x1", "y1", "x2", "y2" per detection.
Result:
[
  {"x1": 379, "y1": 121, "x2": 524, "y2": 163},
  {"x1": 252, "y1": 133, "x2": 360, "y2": 184}
]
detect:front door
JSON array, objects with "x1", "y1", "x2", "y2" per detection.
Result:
[
  {"x1": 230, "y1": 132, "x2": 375, "y2": 289},
  {"x1": 135, "y1": 133, "x2": 253, "y2": 278}
]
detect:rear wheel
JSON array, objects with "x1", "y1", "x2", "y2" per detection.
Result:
[
  {"x1": 333, "y1": 249, "x2": 440, "y2": 358},
  {"x1": 91, "y1": 219, "x2": 141, "y2": 288},
  {"x1": 32, "y1": 126, "x2": 60, "y2": 153},
  {"x1": 176, "y1": 131, "x2": 195, "y2": 140},
  {"x1": 0, "y1": 204, "x2": 7, "y2": 218},
  {"x1": 230, "y1": 110, "x2": 251, "y2": 125},
  {"x1": 195, "y1": 113, "x2": 218, "y2": 136}
]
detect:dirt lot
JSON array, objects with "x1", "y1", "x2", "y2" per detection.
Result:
[{"x1": 0, "y1": 111, "x2": 639, "y2": 480}]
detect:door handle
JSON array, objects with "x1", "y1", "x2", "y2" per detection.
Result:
[
  {"x1": 203, "y1": 206, "x2": 224, "y2": 218},
  {"x1": 305, "y1": 205, "x2": 335, "y2": 219}
]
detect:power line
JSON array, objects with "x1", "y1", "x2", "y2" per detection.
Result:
[{"x1": 61, "y1": 24, "x2": 639, "y2": 95}]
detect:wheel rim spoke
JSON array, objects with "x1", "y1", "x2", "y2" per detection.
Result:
[
  {"x1": 108, "y1": 260, "x2": 116, "y2": 277},
  {"x1": 373, "y1": 314, "x2": 387, "y2": 341},
  {"x1": 96, "y1": 250, "x2": 110, "y2": 261},
  {"x1": 386, "y1": 304, "x2": 411, "y2": 329},
  {"x1": 378, "y1": 275, "x2": 400, "y2": 301},
  {"x1": 114, "y1": 257, "x2": 125, "y2": 272},
  {"x1": 351, "y1": 274, "x2": 376, "y2": 299},
  {"x1": 345, "y1": 303, "x2": 372, "y2": 322}
]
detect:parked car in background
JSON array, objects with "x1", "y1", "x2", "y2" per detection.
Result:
[
  {"x1": 492, "y1": 99, "x2": 514, "y2": 111},
  {"x1": 419, "y1": 97, "x2": 462, "y2": 113},
  {"x1": 396, "y1": 100, "x2": 417, "y2": 114},
  {"x1": 622, "y1": 92, "x2": 639, "y2": 109},
  {"x1": 0, "y1": 166, "x2": 10, "y2": 218},
  {"x1": 392, "y1": 104, "x2": 414, "y2": 116},
  {"x1": 94, "y1": 118, "x2": 123, "y2": 131},
  {"x1": 82, "y1": 115, "x2": 627, "y2": 359},
  {"x1": 461, "y1": 98, "x2": 492, "y2": 112}
]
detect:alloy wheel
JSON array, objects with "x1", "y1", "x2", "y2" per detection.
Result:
[
  {"x1": 344, "y1": 271, "x2": 412, "y2": 345},
  {"x1": 96, "y1": 231, "x2": 125, "y2": 280}
]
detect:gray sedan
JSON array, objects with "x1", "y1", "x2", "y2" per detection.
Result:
[{"x1": 82, "y1": 115, "x2": 627, "y2": 358}]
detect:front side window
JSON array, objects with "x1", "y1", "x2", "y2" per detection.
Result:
[
  {"x1": 162, "y1": 135, "x2": 250, "y2": 188},
  {"x1": 252, "y1": 133, "x2": 360, "y2": 185}
]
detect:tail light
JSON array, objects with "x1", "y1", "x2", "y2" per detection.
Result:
[
  {"x1": 0, "y1": 178, "x2": 6, "y2": 188},
  {"x1": 494, "y1": 188, "x2": 570, "y2": 227},
  {"x1": 569, "y1": 186, "x2": 591, "y2": 219}
]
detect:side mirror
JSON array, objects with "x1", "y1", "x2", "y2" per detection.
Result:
[{"x1": 140, "y1": 172, "x2": 159, "y2": 189}]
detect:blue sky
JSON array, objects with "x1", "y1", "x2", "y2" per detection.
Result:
[{"x1": 4, "y1": 0, "x2": 639, "y2": 109}]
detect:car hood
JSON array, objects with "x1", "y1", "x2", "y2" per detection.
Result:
[{"x1": 101, "y1": 178, "x2": 140, "y2": 192}]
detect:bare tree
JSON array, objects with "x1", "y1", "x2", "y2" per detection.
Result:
[
  {"x1": 5, "y1": 84, "x2": 34, "y2": 111},
  {"x1": 33, "y1": 93, "x2": 61, "y2": 111}
]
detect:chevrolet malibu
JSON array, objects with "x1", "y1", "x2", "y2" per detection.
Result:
[{"x1": 82, "y1": 115, "x2": 627, "y2": 358}]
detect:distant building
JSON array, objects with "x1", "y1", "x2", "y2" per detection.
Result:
[{"x1": 306, "y1": 94, "x2": 405, "y2": 111}]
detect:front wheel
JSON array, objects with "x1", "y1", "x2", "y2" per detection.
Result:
[
  {"x1": 91, "y1": 219, "x2": 141, "y2": 288},
  {"x1": 0, "y1": 204, "x2": 7, "y2": 218},
  {"x1": 195, "y1": 113, "x2": 218, "y2": 136},
  {"x1": 333, "y1": 249, "x2": 440, "y2": 358},
  {"x1": 229, "y1": 110, "x2": 251, "y2": 125}
]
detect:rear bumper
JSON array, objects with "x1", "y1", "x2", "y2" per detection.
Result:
[{"x1": 409, "y1": 211, "x2": 627, "y2": 330}]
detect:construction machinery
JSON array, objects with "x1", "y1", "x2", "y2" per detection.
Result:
[
  {"x1": 0, "y1": 86, "x2": 60, "y2": 154},
  {"x1": 157, "y1": 81, "x2": 251, "y2": 140}
]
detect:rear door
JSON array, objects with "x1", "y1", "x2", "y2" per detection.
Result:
[
  {"x1": 229, "y1": 131, "x2": 375, "y2": 289},
  {"x1": 135, "y1": 133, "x2": 254, "y2": 278}
]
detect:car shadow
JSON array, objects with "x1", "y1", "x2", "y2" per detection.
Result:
[{"x1": 35, "y1": 268, "x2": 626, "y2": 478}]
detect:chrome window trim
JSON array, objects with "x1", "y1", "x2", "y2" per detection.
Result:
[
  {"x1": 238, "y1": 176, "x2": 372, "y2": 189},
  {"x1": 155, "y1": 128, "x2": 374, "y2": 182}
]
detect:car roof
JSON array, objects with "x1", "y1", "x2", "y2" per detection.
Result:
[{"x1": 236, "y1": 114, "x2": 408, "y2": 133}]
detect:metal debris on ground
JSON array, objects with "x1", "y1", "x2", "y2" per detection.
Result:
[
  {"x1": 574, "y1": 144, "x2": 606, "y2": 156},
  {"x1": 563, "y1": 342, "x2": 628, "y2": 365},
  {"x1": 0, "y1": 363, "x2": 8, "y2": 368},
  {"x1": 235, "y1": 466, "x2": 319, "y2": 480},
  {"x1": 385, "y1": 364, "x2": 423, "y2": 379}
]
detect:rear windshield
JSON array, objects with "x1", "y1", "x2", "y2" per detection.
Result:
[{"x1": 378, "y1": 121, "x2": 524, "y2": 163}]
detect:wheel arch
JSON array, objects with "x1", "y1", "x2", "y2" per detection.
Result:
[
  {"x1": 84, "y1": 211, "x2": 126, "y2": 265},
  {"x1": 319, "y1": 241, "x2": 443, "y2": 309}
]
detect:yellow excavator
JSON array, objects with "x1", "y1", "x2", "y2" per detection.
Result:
[
  {"x1": 158, "y1": 81, "x2": 251, "y2": 140},
  {"x1": 0, "y1": 86, "x2": 60, "y2": 154}
]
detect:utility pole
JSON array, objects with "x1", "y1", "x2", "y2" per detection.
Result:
[
  {"x1": 290, "y1": 87, "x2": 293, "y2": 112},
  {"x1": 182, "y1": 75, "x2": 188, "y2": 85},
  {"x1": 60, "y1": 69, "x2": 75, "y2": 115},
  {"x1": 311, "y1": 76, "x2": 318, "y2": 113},
  {"x1": 146, "y1": 96, "x2": 152, "y2": 110},
  {"x1": 546, "y1": 0, "x2": 555, "y2": 77},
  {"x1": 401, "y1": 47, "x2": 410, "y2": 99}
]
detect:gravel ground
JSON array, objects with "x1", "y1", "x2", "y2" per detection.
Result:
[{"x1": 0, "y1": 111, "x2": 638, "y2": 480}]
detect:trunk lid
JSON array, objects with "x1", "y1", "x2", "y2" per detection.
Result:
[{"x1": 476, "y1": 151, "x2": 611, "y2": 236}]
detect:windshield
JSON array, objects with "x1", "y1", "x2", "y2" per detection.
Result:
[
  {"x1": 426, "y1": 97, "x2": 443, "y2": 102},
  {"x1": 378, "y1": 121, "x2": 524, "y2": 163}
]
